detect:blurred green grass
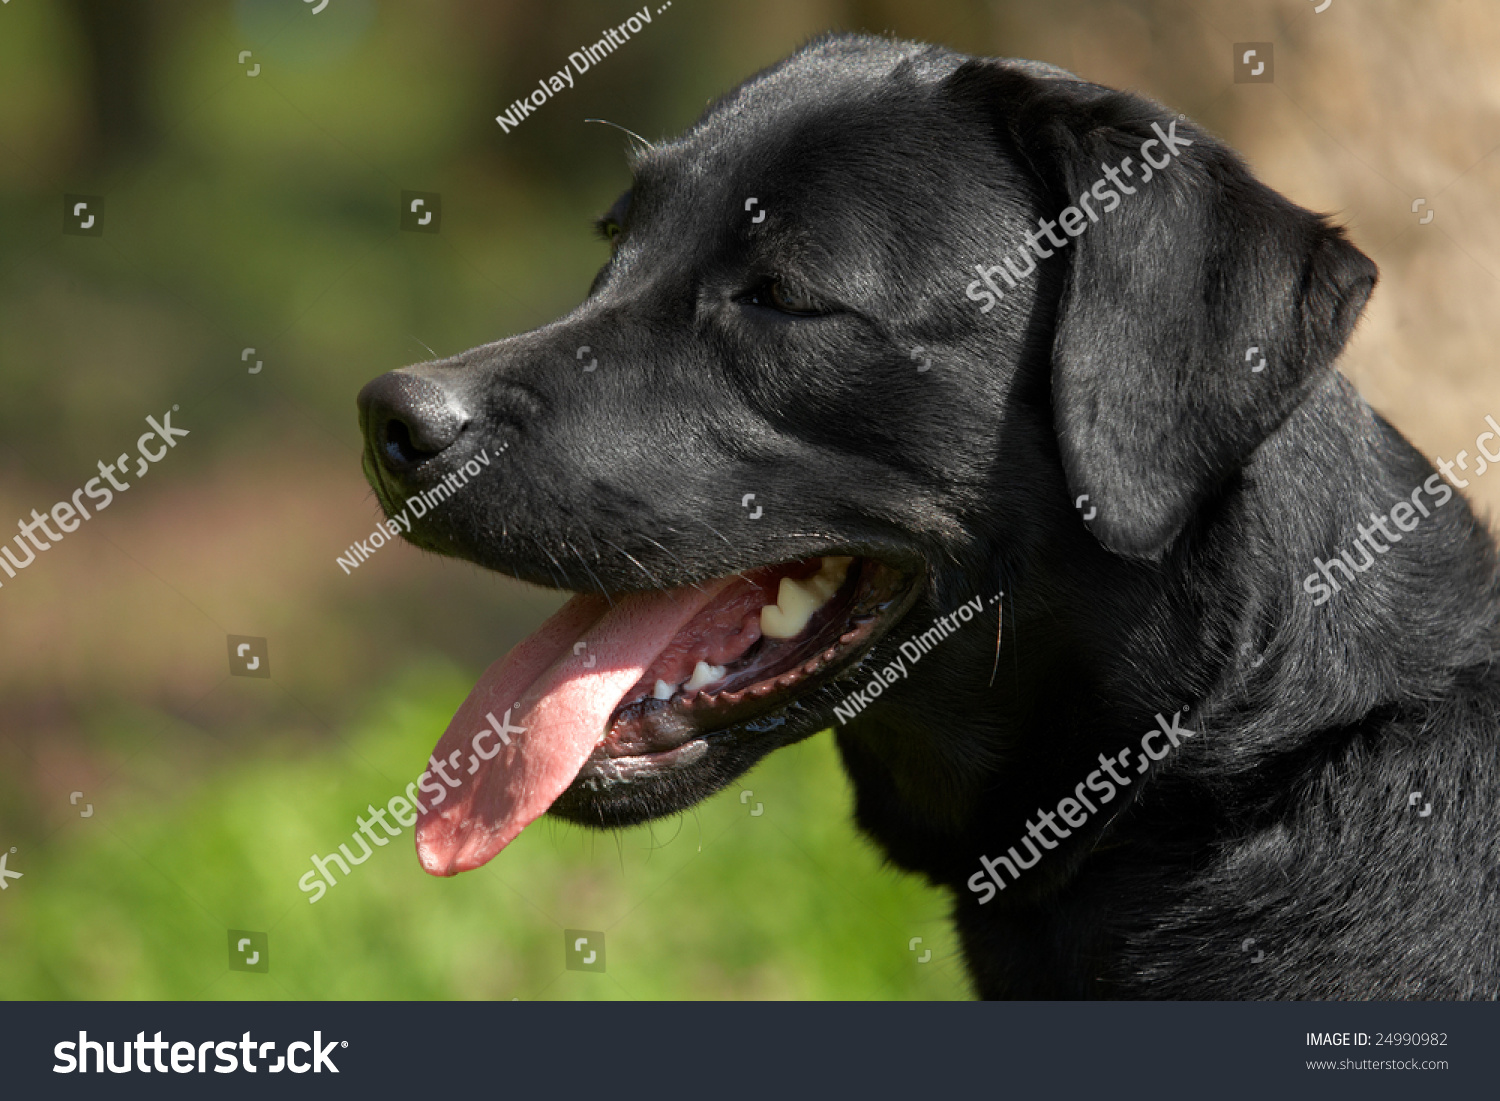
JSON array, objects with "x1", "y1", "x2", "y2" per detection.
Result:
[{"x1": 0, "y1": 662, "x2": 966, "y2": 1000}]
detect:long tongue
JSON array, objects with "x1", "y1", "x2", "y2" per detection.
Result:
[{"x1": 414, "y1": 578, "x2": 731, "y2": 876}]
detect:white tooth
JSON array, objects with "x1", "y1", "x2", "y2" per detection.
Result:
[
  {"x1": 685, "y1": 660, "x2": 726, "y2": 691},
  {"x1": 653, "y1": 678, "x2": 676, "y2": 700},
  {"x1": 759, "y1": 557, "x2": 854, "y2": 639},
  {"x1": 761, "y1": 577, "x2": 820, "y2": 638}
]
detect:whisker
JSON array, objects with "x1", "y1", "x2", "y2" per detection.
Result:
[
  {"x1": 584, "y1": 117, "x2": 654, "y2": 151},
  {"x1": 685, "y1": 519, "x2": 732, "y2": 547},
  {"x1": 639, "y1": 534, "x2": 705, "y2": 593},
  {"x1": 565, "y1": 538, "x2": 613, "y2": 603},
  {"x1": 597, "y1": 535, "x2": 665, "y2": 589},
  {"x1": 577, "y1": 531, "x2": 617, "y2": 607},
  {"x1": 539, "y1": 544, "x2": 573, "y2": 589},
  {"x1": 988, "y1": 593, "x2": 1004, "y2": 688}
]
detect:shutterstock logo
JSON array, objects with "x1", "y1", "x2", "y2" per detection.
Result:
[
  {"x1": 967, "y1": 708, "x2": 1198, "y2": 904},
  {"x1": 54, "y1": 1031, "x2": 345, "y2": 1074}
]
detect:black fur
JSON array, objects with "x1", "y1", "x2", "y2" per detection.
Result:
[{"x1": 359, "y1": 34, "x2": 1500, "y2": 998}]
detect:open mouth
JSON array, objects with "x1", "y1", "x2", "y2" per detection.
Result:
[
  {"x1": 596, "y1": 556, "x2": 905, "y2": 756},
  {"x1": 412, "y1": 554, "x2": 917, "y2": 877}
]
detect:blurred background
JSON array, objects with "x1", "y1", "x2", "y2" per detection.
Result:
[{"x1": 0, "y1": 0, "x2": 1496, "y2": 1000}]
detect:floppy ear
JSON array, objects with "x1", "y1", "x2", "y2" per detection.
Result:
[{"x1": 948, "y1": 60, "x2": 1377, "y2": 558}]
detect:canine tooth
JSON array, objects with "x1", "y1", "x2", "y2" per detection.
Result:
[
  {"x1": 760, "y1": 577, "x2": 820, "y2": 638},
  {"x1": 684, "y1": 660, "x2": 726, "y2": 692},
  {"x1": 760, "y1": 556, "x2": 854, "y2": 638},
  {"x1": 653, "y1": 679, "x2": 676, "y2": 701}
]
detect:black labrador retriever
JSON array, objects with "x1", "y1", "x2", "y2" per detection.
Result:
[{"x1": 357, "y1": 34, "x2": 1500, "y2": 998}]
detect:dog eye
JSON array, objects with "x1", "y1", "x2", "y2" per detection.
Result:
[
  {"x1": 750, "y1": 277, "x2": 824, "y2": 317},
  {"x1": 594, "y1": 218, "x2": 623, "y2": 250}
]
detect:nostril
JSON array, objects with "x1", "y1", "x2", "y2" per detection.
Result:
[
  {"x1": 381, "y1": 417, "x2": 428, "y2": 467},
  {"x1": 358, "y1": 370, "x2": 469, "y2": 472}
]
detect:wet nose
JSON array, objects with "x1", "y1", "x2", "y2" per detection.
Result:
[{"x1": 357, "y1": 370, "x2": 469, "y2": 474}]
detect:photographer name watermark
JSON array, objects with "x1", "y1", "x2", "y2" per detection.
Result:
[
  {"x1": 494, "y1": 3, "x2": 671, "y2": 134},
  {"x1": 833, "y1": 591, "x2": 998, "y2": 724},
  {"x1": 337, "y1": 446, "x2": 495, "y2": 575}
]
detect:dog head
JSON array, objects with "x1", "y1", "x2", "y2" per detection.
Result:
[{"x1": 356, "y1": 34, "x2": 1374, "y2": 877}]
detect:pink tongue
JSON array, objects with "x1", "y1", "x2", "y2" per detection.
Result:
[{"x1": 414, "y1": 578, "x2": 731, "y2": 876}]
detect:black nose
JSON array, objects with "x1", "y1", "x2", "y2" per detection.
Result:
[{"x1": 358, "y1": 371, "x2": 469, "y2": 474}]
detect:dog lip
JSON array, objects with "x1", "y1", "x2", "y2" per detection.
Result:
[
  {"x1": 362, "y1": 451, "x2": 402, "y2": 518},
  {"x1": 565, "y1": 544, "x2": 923, "y2": 600},
  {"x1": 570, "y1": 737, "x2": 712, "y2": 789}
]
